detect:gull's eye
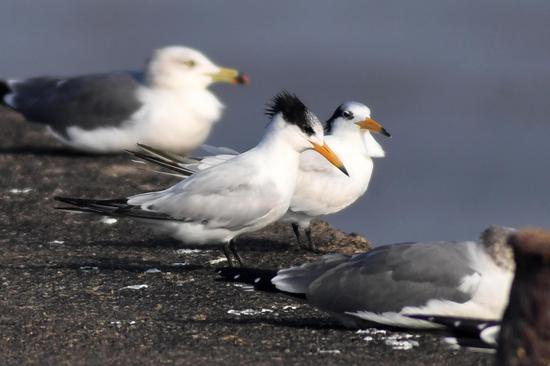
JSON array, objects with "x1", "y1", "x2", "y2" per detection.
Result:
[
  {"x1": 342, "y1": 110, "x2": 354, "y2": 120},
  {"x1": 183, "y1": 60, "x2": 196, "y2": 68}
]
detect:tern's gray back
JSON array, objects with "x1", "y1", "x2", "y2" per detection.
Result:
[
  {"x1": 7, "y1": 72, "x2": 143, "y2": 136},
  {"x1": 307, "y1": 241, "x2": 479, "y2": 313}
]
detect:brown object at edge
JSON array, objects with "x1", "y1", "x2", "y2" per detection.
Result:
[{"x1": 496, "y1": 228, "x2": 550, "y2": 365}]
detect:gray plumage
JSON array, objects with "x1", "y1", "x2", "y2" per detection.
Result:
[
  {"x1": 1, "y1": 46, "x2": 247, "y2": 153},
  {"x1": 5, "y1": 73, "x2": 143, "y2": 137},
  {"x1": 276, "y1": 241, "x2": 478, "y2": 314}
]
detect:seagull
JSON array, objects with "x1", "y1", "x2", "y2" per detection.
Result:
[
  {"x1": 55, "y1": 91, "x2": 348, "y2": 266},
  {"x1": 129, "y1": 101, "x2": 390, "y2": 251},
  {"x1": 0, "y1": 46, "x2": 248, "y2": 153},
  {"x1": 218, "y1": 226, "x2": 516, "y2": 327},
  {"x1": 406, "y1": 228, "x2": 550, "y2": 355}
]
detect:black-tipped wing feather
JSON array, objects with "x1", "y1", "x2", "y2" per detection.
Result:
[
  {"x1": 217, "y1": 267, "x2": 306, "y2": 299},
  {"x1": 54, "y1": 196, "x2": 174, "y2": 221}
]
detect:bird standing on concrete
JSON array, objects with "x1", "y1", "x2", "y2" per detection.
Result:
[
  {"x1": 1, "y1": 46, "x2": 248, "y2": 153},
  {"x1": 55, "y1": 92, "x2": 348, "y2": 266},
  {"x1": 130, "y1": 101, "x2": 390, "y2": 252}
]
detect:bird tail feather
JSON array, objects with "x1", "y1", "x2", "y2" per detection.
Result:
[
  {"x1": 217, "y1": 267, "x2": 306, "y2": 299},
  {"x1": 54, "y1": 196, "x2": 174, "y2": 221}
]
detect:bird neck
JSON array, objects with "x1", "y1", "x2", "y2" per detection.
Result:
[{"x1": 330, "y1": 124, "x2": 385, "y2": 158}]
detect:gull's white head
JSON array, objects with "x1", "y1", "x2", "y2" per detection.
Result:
[
  {"x1": 266, "y1": 91, "x2": 349, "y2": 176},
  {"x1": 325, "y1": 101, "x2": 390, "y2": 158},
  {"x1": 145, "y1": 46, "x2": 248, "y2": 89}
]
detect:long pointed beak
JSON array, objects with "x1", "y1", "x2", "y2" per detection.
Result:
[
  {"x1": 209, "y1": 67, "x2": 249, "y2": 85},
  {"x1": 311, "y1": 142, "x2": 349, "y2": 176},
  {"x1": 355, "y1": 118, "x2": 391, "y2": 137}
]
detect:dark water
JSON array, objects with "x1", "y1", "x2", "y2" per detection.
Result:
[{"x1": 1, "y1": 0, "x2": 549, "y2": 244}]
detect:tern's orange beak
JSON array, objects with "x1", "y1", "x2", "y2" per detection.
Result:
[
  {"x1": 311, "y1": 142, "x2": 349, "y2": 176},
  {"x1": 355, "y1": 118, "x2": 391, "y2": 137}
]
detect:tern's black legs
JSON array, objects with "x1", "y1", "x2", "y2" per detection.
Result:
[
  {"x1": 229, "y1": 240, "x2": 244, "y2": 267},
  {"x1": 291, "y1": 223, "x2": 319, "y2": 253},
  {"x1": 223, "y1": 240, "x2": 244, "y2": 267},
  {"x1": 304, "y1": 226, "x2": 319, "y2": 253},
  {"x1": 291, "y1": 223, "x2": 303, "y2": 247},
  {"x1": 223, "y1": 243, "x2": 235, "y2": 267}
]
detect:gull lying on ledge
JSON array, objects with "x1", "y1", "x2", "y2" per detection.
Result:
[
  {"x1": 219, "y1": 226, "x2": 516, "y2": 327},
  {"x1": 55, "y1": 91, "x2": 348, "y2": 266},
  {"x1": 1, "y1": 46, "x2": 248, "y2": 153}
]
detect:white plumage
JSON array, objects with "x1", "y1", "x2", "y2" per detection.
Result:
[
  {"x1": 2, "y1": 46, "x2": 248, "y2": 153},
  {"x1": 131, "y1": 101, "x2": 390, "y2": 251},
  {"x1": 56, "y1": 92, "x2": 348, "y2": 266}
]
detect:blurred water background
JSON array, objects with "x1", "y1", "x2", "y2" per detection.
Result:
[{"x1": 1, "y1": 0, "x2": 549, "y2": 245}]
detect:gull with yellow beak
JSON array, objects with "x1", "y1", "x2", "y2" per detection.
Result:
[
  {"x1": 55, "y1": 91, "x2": 348, "y2": 266},
  {"x1": 0, "y1": 46, "x2": 248, "y2": 153},
  {"x1": 130, "y1": 101, "x2": 390, "y2": 251}
]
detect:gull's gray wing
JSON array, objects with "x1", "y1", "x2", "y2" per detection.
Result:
[
  {"x1": 273, "y1": 253, "x2": 351, "y2": 294},
  {"x1": 128, "y1": 155, "x2": 281, "y2": 230},
  {"x1": 4, "y1": 72, "x2": 143, "y2": 136},
  {"x1": 303, "y1": 241, "x2": 480, "y2": 313}
]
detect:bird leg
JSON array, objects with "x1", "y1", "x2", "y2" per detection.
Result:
[
  {"x1": 291, "y1": 223, "x2": 307, "y2": 250},
  {"x1": 229, "y1": 240, "x2": 244, "y2": 267},
  {"x1": 223, "y1": 243, "x2": 235, "y2": 267},
  {"x1": 304, "y1": 227, "x2": 319, "y2": 253},
  {"x1": 291, "y1": 223, "x2": 319, "y2": 252}
]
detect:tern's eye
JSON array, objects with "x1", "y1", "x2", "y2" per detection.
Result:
[
  {"x1": 342, "y1": 110, "x2": 354, "y2": 120},
  {"x1": 183, "y1": 60, "x2": 196, "y2": 68}
]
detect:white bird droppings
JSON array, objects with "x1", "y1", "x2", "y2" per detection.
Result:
[
  {"x1": 358, "y1": 329, "x2": 421, "y2": 351},
  {"x1": 175, "y1": 248, "x2": 206, "y2": 255},
  {"x1": 171, "y1": 262, "x2": 189, "y2": 266},
  {"x1": 8, "y1": 188, "x2": 32, "y2": 194},
  {"x1": 227, "y1": 308, "x2": 275, "y2": 316},
  {"x1": 79, "y1": 266, "x2": 99, "y2": 271},
  {"x1": 209, "y1": 257, "x2": 227, "y2": 264},
  {"x1": 48, "y1": 240, "x2": 65, "y2": 244},
  {"x1": 384, "y1": 338, "x2": 420, "y2": 350},
  {"x1": 99, "y1": 217, "x2": 118, "y2": 225},
  {"x1": 145, "y1": 268, "x2": 161, "y2": 273},
  {"x1": 318, "y1": 349, "x2": 341, "y2": 355},
  {"x1": 120, "y1": 284, "x2": 148, "y2": 290}
]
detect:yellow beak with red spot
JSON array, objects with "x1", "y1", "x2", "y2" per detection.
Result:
[
  {"x1": 355, "y1": 118, "x2": 391, "y2": 137},
  {"x1": 209, "y1": 67, "x2": 249, "y2": 85},
  {"x1": 311, "y1": 142, "x2": 349, "y2": 176}
]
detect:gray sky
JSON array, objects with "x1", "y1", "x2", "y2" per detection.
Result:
[{"x1": 1, "y1": 0, "x2": 549, "y2": 244}]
